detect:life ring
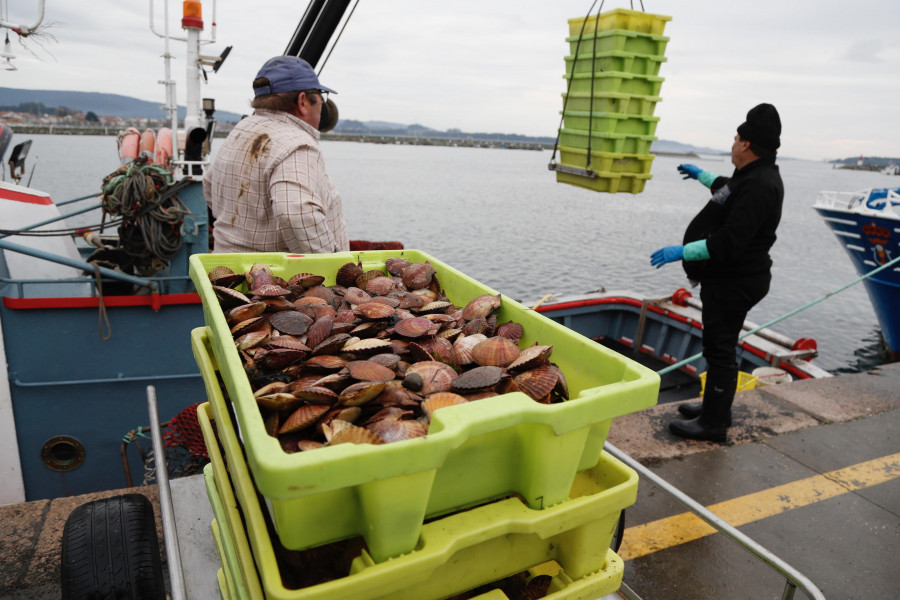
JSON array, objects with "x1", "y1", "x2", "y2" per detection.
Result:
[
  {"x1": 117, "y1": 127, "x2": 140, "y2": 164},
  {"x1": 154, "y1": 127, "x2": 174, "y2": 166},
  {"x1": 138, "y1": 129, "x2": 156, "y2": 159}
]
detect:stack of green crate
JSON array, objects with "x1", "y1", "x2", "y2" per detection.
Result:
[{"x1": 556, "y1": 8, "x2": 671, "y2": 194}]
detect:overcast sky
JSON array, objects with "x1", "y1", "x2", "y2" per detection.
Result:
[{"x1": 3, "y1": 0, "x2": 899, "y2": 161}]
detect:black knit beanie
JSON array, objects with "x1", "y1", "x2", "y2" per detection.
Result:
[{"x1": 737, "y1": 103, "x2": 781, "y2": 151}]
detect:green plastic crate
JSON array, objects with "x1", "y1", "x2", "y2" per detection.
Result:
[
  {"x1": 206, "y1": 465, "x2": 252, "y2": 600},
  {"x1": 566, "y1": 29, "x2": 669, "y2": 57},
  {"x1": 555, "y1": 169, "x2": 652, "y2": 194},
  {"x1": 189, "y1": 251, "x2": 659, "y2": 560},
  {"x1": 564, "y1": 70, "x2": 664, "y2": 96},
  {"x1": 211, "y1": 521, "x2": 240, "y2": 600},
  {"x1": 568, "y1": 9, "x2": 672, "y2": 36},
  {"x1": 217, "y1": 569, "x2": 231, "y2": 600},
  {"x1": 199, "y1": 401, "x2": 632, "y2": 600},
  {"x1": 564, "y1": 50, "x2": 666, "y2": 78},
  {"x1": 556, "y1": 145, "x2": 655, "y2": 175},
  {"x1": 561, "y1": 91, "x2": 661, "y2": 116},
  {"x1": 561, "y1": 111, "x2": 659, "y2": 137},
  {"x1": 557, "y1": 128, "x2": 656, "y2": 155}
]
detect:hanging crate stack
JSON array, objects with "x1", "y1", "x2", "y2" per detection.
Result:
[{"x1": 553, "y1": 8, "x2": 671, "y2": 193}]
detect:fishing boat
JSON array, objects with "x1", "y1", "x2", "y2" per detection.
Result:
[
  {"x1": 813, "y1": 187, "x2": 900, "y2": 360},
  {"x1": 0, "y1": 0, "x2": 833, "y2": 507}
]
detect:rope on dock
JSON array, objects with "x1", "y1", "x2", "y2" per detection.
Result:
[{"x1": 656, "y1": 253, "x2": 900, "y2": 375}]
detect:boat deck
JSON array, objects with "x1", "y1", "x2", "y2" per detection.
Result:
[{"x1": 1, "y1": 362, "x2": 898, "y2": 599}]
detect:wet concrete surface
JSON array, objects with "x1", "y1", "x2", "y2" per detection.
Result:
[{"x1": 1, "y1": 362, "x2": 898, "y2": 599}]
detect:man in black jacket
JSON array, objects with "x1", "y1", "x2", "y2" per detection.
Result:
[{"x1": 650, "y1": 103, "x2": 784, "y2": 442}]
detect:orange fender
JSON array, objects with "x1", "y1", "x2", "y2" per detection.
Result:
[
  {"x1": 138, "y1": 129, "x2": 156, "y2": 159},
  {"x1": 117, "y1": 127, "x2": 140, "y2": 164},
  {"x1": 154, "y1": 127, "x2": 174, "y2": 166}
]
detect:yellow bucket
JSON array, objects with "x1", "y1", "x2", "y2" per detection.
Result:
[{"x1": 699, "y1": 371, "x2": 758, "y2": 396}]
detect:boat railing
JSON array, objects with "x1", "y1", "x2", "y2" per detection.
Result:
[
  {"x1": 604, "y1": 442, "x2": 827, "y2": 600},
  {"x1": 816, "y1": 188, "x2": 900, "y2": 216}
]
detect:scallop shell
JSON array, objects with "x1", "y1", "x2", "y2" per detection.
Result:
[
  {"x1": 306, "y1": 314, "x2": 334, "y2": 349},
  {"x1": 293, "y1": 386, "x2": 340, "y2": 405},
  {"x1": 462, "y1": 294, "x2": 502, "y2": 321},
  {"x1": 430, "y1": 337, "x2": 456, "y2": 367},
  {"x1": 369, "y1": 295, "x2": 401, "y2": 308},
  {"x1": 304, "y1": 354, "x2": 348, "y2": 371},
  {"x1": 336, "y1": 262, "x2": 364, "y2": 288},
  {"x1": 401, "y1": 262, "x2": 435, "y2": 290},
  {"x1": 461, "y1": 316, "x2": 488, "y2": 337},
  {"x1": 303, "y1": 285, "x2": 339, "y2": 308},
  {"x1": 367, "y1": 419, "x2": 426, "y2": 443},
  {"x1": 213, "y1": 285, "x2": 250, "y2": 309},
  {"x1": 402, "y1": 360, "x2": 457, "y2": 395},
  {"x1": 451, "y1": 365, "x2": 503, "y2": 393},
  {"x1": 208, "y1": 265, "x2": 246, "y2": 288},
  {"x1": 250, "y1": 283, "x2": 292, "y2": 298},
  {"x1": 226, "y1": 301, "x2": 267, "y2": 326},
  {"x1": 453, "y1": 333, "x2": 488, "y2": 366},
  {"x1": 471, "y1": 336, "x2": 520, "y2": 367},
  {"x1": 354, "y1": 302, "x2": 395, "y2": 320},
  {"x1": 365, "y1": 276, "x2": 395, "y2": 296},
  {"x1": 254, "y1": 381, "x2": 290, "y2": 397},
  {"x1": 513, "y1": 364, "x2": 559, "y2": 402},
  {"x1": 344, "y1": 360, "x2": 397, "y2": 382},
  {"x1": 235, "y1": 330, "x2": 270, "y2": 350},
  {"x1": 507, "y1": 344, "x2": 553, "y2": 372},
  {"x1": 311, "y1": 332, "x2": 351, "y2": 356},
  {"x1": 355, "y1": 270, "x2": 386, "y2": 290},
  {"x1": 384, "y1": 257, "x2": 411, "y2": 276},
  {"x1": 287, "y1": 272, "x2": 326, "y2": 289},
  {"x1": 495, "y1": 321, "x2": 524, "y2": 343},
  {"x1": 551, "y1": 363, "x2": 569, "y2": 400},
  {"x1": 421, "y1": 392, "x2": 468, "y2": 420},
  {"x1": 260, "y1": 296, "x2": 298, "y2": 312},
  {"x1": 394, "y1": 317, "x2": 438, "y2": 338},
  {"x1": 328, "y1": 422, "x2": 385, "y2": 446},
  {"x1": 255, "y1": 392, "x2": 302, "y2": 412},
  {"x1": 339, "y1": 380, "x2": 387, "y2": 406},
  {"x1": 257, "y1": 347, "x2": 307, "y2": 370},
  {"x1": 268, "y1": 335, "x2": 311, "y2": 352},
  {"x1": 279, "y1": 404, "x2": 329, "y2": 434},
  {"x1": 294, "y1": 296, "x2": 328, "y2": 308},
  {"x1": 230, "y1": 316, "x2": 269, "y2": 338},
  {"x1": 342, "y1": 338, "x2": 394, "y2": 357},
  {"x1": 395, "y1": 291, "x2": 426, "y2": 310},
  {"x1": 270, "y1": 311, "x2": 313, "y2": 336},
  {"x1": 416, "y1": 300, "x2": 453, "y2": 315},
  {"x1": 348, "y1": 321, "x2": 387, "y2": 339},
  {"x1": 298, "y1": 440, "x2": 325, "y2": 452},
  {"x1": 344, "y1": 287, "x2": 372, "y2": 306}
]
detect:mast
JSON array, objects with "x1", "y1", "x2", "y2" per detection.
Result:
[{"x1": 284, "y1": 0, "x2": 352, "y2": 67}]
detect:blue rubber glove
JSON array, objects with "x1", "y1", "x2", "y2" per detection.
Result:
[
  {"x1": 677, "y1": 164, "x2": 718, "y2": 188},
  {"x1": 677, "y1": 164, "x2": 702, "y2": 180},
  {"x1": 650, "y1": 245, "x2": 684, "y2": 268}
]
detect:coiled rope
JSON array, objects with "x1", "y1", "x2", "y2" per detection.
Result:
[
  {"x1": 657, "y1": 252, "x2": 900, "y2": 375},
  {"x1": 101, "y1": 157, "x2": 190, "y2": 273}
]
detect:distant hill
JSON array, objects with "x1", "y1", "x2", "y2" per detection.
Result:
[{"x1": 0, "y1": 87, "x2": 245, "y2": 122}]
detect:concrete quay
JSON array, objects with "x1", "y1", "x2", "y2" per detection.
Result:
[{"x1": 1, "y1": 362, "x2": 898, "y2": 599}]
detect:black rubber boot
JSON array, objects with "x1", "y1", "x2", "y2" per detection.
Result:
[
  {"x1": 677, "y1": 400, "x2": 733, "y2": 426},
  {"x1": 669, "y1": 367, "x2": 738, "y2": 443}
]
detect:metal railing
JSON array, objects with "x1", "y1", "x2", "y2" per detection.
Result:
[{"x1": 604, "y1": 442, "x2": 826, "y2": 600}]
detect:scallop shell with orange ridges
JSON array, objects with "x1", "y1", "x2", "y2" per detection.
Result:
[
  {"x1": 268, "y1": 335, "x2": 311, "y2": 352},
  {"x1": 344, "y1": 360, "x2": 396, "y2": 383},
  {"x1": 257, "y1": 347, "x2": 307, "y2": 371},
  {"x1": 461, "y1": 294, "x2": 502, "y2": 321},
  {"x1": 287, "y1": 272, "x2": 325, "y2": 289},
  {"x1": 254, "y1": 381, "x2": 290, "y2": 397},
  {"x1": 354, "y1": 302, "x2": 395, "y2": 321},
  {"x1": 401, "y1": 262, "x2": 435, "y2": 290},
  {"x1": 303, "y1": 285, "x2": 339, "y2": 308},
  {"x1": 421, "y1": 392, "x2": 468, "y2": 420},
  {"x1": 246, "y1": 263, "x2": 275, "y2": 287},
  {"x1": 394, "y1": 317, "x2": 437, "y2": 338},
  {"x1": 250, "y1": 283, "x2": 292, "y2": 298},
  {"x1": 453, "y1": 333, "x2": 487, "y2": 366},
  {"x1": 293, "y1": 385, "x2": 340, "y2": 405},
  {"x1": 294, "y1": 295, "x2": 328, "y2": 309},
  {"x1": 471, "y1": 336, "x2": 520, "y2": 367},
  {"x1": 226, "y1": 301, "x2": 267, "y2": 326},
  {"x1": 208, "y1": 265, "x2": 246, "y2": 288},
  {"x1": 342, "y1": 338, "x2": 394, "y2": 358},
  {"x1": 415, "y1": 300, "x2": 453, "y2": 315},
  {"x1": 430, "y1": 337, "x2": 456, "y2": 367},
  {"x1": 305, "y1": 314, "x2": 334, "y2": 349},
  {"x1": 259, "y1": 296, "x2": 297, "y2": 312},
  {"x1": 495, "y1": 321, "x2": 524, "y2": 343},
  {"x1": 384, "y1": 257, "x2": 411, "y2": 276},
  {"x1": 304, "y1": 354, "x2": 348, "y2": 372},
  {"x1": 395, "y1": 291, "x2": 426, "y2": 310},
  {"x1": 214, "y1": 285, "x2": 250, "y2": 309},
  {"x1": 507, "y1": 344, "x2": 553, "y2": 372},
  {"x1": 402, "y1": 360, "x2": 457, "y2": 395},
  {"x1": 269, "y1": 311, "x2": 313, "y2": 336},
  {"x1": 336, "y1": 262, "x2": 364, "y2": 288},
  {"x1": 513, "y1": 364, "x2": 559, "y2": 402},
  {"x1": 450, "y1": 365, "x2": 503, "y2": 394},
  {"x1": 311, "y1": 332, "x2": 351, "y2": 356},
  {"x1": 365, "y1": 276, "x2": 395, "y2": 296},
  {"x1": 338, "y1": 380, "x2": 387, "y2": 406},
  {"x1": 279, "y1": 404, "x2": 330, "y2": 434},
  {"x1": 297, "y1": 440, "x2": 325, "y2": 452},
  {"x1": 368, "y1": 353, "x2": 401, "y2": 371},
  {"x1": 461, "y1": 316, "x2": 488, "y2": 337},
  {"x1": 367, "y1": 418, "x2": 426, "y2": 443},
  {"x1": 328, "y1": 422, "x2": 385, "y2": 446},
  {"x1": 343, "y1": 286, "x2": 372, "y2": 306},
  {"x1": 230, "y1": 316, "x2": 269, "y2": 338},
  {"x1": 369, "y1": 295, "x2": 401, "y2": 309},
  {"x1": 354, "y1": 269, "x2": 385, "y2": 289},
  {"x1": 255, "y1": 392, "x2": 302, "y2": 412},
  {"x1": 235, "y1": 330, "x2": 270, "y2": 351}
]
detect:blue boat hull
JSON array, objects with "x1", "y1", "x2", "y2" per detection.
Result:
[{"x1": 814, "y1": 205, "x2": 900, "y2": 357}]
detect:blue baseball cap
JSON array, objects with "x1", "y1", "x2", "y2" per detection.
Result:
[{"x1": 253, "y1": 56, "x2": 337, "y2": 97}]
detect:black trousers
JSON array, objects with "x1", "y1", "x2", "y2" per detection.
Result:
[{"x1": 699, "y1": 274, "x2": 771, "y2": 372}]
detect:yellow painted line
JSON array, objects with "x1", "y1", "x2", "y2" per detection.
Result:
[{"x1": 619, "y1": 452, "x2": 900, "y2": 561}]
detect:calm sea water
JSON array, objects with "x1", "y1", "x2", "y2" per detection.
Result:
[{"x1": 20, "y1": 134, "x2": 899, "y2": 374}]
